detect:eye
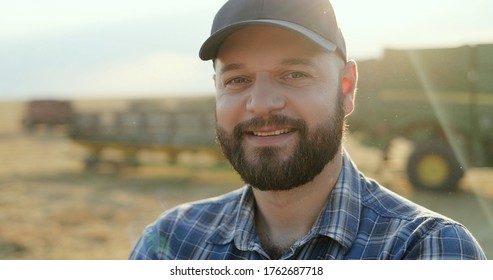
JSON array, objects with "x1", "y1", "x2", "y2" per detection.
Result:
[
  {"x1": 229, "y1": 77, "x2": 247, "y2": 84},
  {"x1": 225, "y1": 76, "x2": 251, "y2": 87},
  {"x1": 285, "y1": 72, "x2": 309, "y2": 80},
  {"x1": 279, "y1": 70, "x2": 315, "y2": 88}
]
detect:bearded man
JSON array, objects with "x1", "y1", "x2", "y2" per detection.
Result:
[{"x1": 130, "y1": 0, "x2": 485, "y2": 260}]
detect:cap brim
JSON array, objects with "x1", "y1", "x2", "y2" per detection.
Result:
[{"x1": 199, "y1": 19, "x2": 338, "y2": 61}]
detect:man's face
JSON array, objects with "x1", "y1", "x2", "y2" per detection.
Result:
[{"x1": 214, "y1": 26, "x2": 351, "y2": 191}]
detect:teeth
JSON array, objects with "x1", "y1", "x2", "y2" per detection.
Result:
[{"x1": 253, "y1": 129, "x2": 291, "y2": 137}]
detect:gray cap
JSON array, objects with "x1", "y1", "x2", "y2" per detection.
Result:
[{"x1": 199, "y1": 0, "x2": 347, "y2": 61}]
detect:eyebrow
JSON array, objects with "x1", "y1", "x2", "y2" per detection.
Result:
[
  {"x1": 281, "y1": 58, "x2": 316, "y2": 68},
  {"x1": 219, "y1": 63, "x2": 244, "y2": 75},
  {"x1": 218, "y1": 58, "x2": 316, "y2": 75}
]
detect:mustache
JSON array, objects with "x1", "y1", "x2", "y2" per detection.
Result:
[{"x1": 232, "y1": 114, "x2": 307, "y2": 137}]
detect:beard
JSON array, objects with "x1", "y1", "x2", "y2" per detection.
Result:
[{"x1": 215, "y1": 94, "x2": 346, "y2": 192}]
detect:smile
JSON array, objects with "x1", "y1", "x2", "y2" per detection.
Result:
[{"x1": 251, "y1": 128, "x2": 295, "y2": 137}]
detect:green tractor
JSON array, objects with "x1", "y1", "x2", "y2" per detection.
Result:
[{"x1": 349, "y1": 44, "x2": 493, "y2": 190}]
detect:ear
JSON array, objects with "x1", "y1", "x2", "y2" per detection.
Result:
[{"x1": 341, "y1": 60, "x2": 358, "y2": 116}]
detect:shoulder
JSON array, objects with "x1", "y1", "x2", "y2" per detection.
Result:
[
  {"x1": 158, "y1": 187, "x2": 245, "y2": 226},
  {"x1": 360, "y1": 176, "x2": 432, "y2": 220},
  {"x1": 129, "y1": 187, "x2": 246, "y2": 259},
  {"x1": 358, "y1": 177, "x2": 485, "y2": 259}
]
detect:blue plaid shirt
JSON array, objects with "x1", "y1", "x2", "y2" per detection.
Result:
[{"x1": 129, "y1": 152, "x2": 486, "y2": 260}]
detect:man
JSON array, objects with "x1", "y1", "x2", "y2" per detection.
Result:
[{"x1": 130, "y1": 0, "x2": 485, "y2": 260}]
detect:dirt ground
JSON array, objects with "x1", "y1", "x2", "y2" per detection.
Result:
[{"x1": 1, "y1": 100, "x2": 492, "y2": 259}]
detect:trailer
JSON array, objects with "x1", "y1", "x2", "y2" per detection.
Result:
[
  {"x1": 22, "y1": 99, "x2": 74, "y2": 132},
  {"x1": 68, "y1": 97, "x2": 222, "y2": 170}
]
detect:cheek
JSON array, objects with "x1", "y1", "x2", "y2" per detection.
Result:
[
  {"x1": 288, "y1": 90, "x2": 334, "y2": 124},
  {"x1": 215, "y1": 94, "x2": 245, "y2": 130}
]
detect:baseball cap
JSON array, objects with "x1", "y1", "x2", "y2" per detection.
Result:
[{"x1": 199, "y1": 0, "x2": 347, "y2": 61}]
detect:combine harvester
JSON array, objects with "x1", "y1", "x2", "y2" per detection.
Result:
[{"x1": 349, "y1": 44, "x2": 493, "y2": 190}]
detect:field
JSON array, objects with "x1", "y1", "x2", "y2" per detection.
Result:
[{"x1": 1, "y1": 99, "x2": 493, "y2": 259}]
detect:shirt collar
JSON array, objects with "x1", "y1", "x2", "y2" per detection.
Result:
[
  {"x1": 207, "y1": 186, "x2": 257, "y2": 247},
  {"x1": 311, "y1": 151, "x2": 362, "y2": 249},
  {"x1": 208, "y1": 151, "x2": 362, "y2": 252}
]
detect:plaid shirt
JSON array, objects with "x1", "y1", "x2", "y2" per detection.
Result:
[{"x1": 129, "y1": 152, "x2": 486, "y2": 260}]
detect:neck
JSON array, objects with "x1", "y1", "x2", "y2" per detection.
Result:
[{"x1": 252, "y1": 151, "x2": 343, "y2": 257}]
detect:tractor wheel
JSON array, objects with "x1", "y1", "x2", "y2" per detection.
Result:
[{"x1": 406, "y1": 141, "x2": 464, "y2": 191}]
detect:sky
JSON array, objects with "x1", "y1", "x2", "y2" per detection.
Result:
[{"x1": 1, "y1": 0, "x2": 492, "y2": 100}]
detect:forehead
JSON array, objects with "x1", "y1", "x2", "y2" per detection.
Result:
[{"x1": 216, "y1": 25, "x2": 327, "y2": 66}]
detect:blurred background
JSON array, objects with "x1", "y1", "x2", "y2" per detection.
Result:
[{"x1": 1, "y1": 0, "x2": 493, "y2": 259}]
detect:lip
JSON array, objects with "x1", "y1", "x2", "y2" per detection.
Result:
[
  {"x1": 251, "y1": 128, "x2": 293, "y2": 137},
  {"x1": 244, "y1": 127, "x2": 297, "y2": 147}
]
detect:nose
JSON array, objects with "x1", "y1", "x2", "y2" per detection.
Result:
[{"x1": 246, "y1": 73, "x2": 286, "y2": 116}]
